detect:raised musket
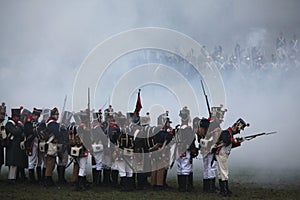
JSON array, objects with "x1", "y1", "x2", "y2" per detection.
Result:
[{"x1": 201, "y1": 80, "x2": 212, "y2": 118}]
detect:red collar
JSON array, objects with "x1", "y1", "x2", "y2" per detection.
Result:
[{"x1": 227, "y1": 127, "x2": 233, "y2": 135}]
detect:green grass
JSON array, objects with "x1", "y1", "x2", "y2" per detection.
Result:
[{"x1": 0, "y1": 175, "x2": 299, "y2": 200}]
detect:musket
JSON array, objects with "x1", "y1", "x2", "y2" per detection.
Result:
[
  {"x1": 201, "y1": 80, "x2": 211, "y2": 118},
  {"x1": 60, "y1": 95, "x2": 67, "y2": 123},
  {"x1": 238, "y1": 131, "x2": 277, "y2": 141},
  {"x1": 87, "y1": 88, "x2": 91, "y2": 129}
]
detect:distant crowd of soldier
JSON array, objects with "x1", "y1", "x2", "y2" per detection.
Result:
[
  {"x1": 135, "y1": 32, "x2": 299, "y2": 72},
  {"x1": 0, "y1": 100, "x2": 250, "y2": 197}
]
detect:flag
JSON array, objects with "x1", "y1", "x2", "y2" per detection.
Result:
[{"x1": 134, "y1": 89, "x2": 142, "y2": 116}]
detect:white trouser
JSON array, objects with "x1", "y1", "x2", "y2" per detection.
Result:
[
  {"x1": 216, "y1": 150, "x2": 229, "y2": 181},
  {"x1": 76, "y1": 157, "x2": 88, "y2": 177},
  {"x1": 203, "y1": 153, "x2": 218, "y2": 179},
  {"x1": 8, "y1": 166, "x2": 17, "y2": 180},
  {"x1": 176, "y1": 151, "x2": 192, "y2": 175},
  {"x1": 115, "y1": 158, "x2": 133, "y2": 177},
  {"x1": 28, "y1": 138, "x2": 39, "y2": 169},
  {"x1": 92, "y1": 151, "x2": 104, "y2": 171}
]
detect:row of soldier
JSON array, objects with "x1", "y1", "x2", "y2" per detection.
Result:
[{"x1": 0, "y1": 102, "x2": 249, "y2": 196}]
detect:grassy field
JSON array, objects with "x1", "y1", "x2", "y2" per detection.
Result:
[{"x1": 0, "y1": 173, "x2": 299, "y2": 200}]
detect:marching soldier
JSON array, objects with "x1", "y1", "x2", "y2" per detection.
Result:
[
  {"x1": 213, "y1": 118, "x2": 249, "y2": 196},
  {"x1": 0, "y1": 102, "x2": 7, "y2": 177},
  {"x1": 24, "y1": 108, "x2": 42, "y2": 183},
  {"x1": 176, "y1": 106, "x2": 197, "y2": 192},
  {"x1": 5, "y1": 107, "x2": 27, "y2": 182}
]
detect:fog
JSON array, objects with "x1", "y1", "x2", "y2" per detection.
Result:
[{"x1": 1, "y1": 0, "x2": 300, "y2": 184}]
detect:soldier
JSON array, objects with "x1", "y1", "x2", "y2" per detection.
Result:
[
  {"x1": 115, "y1": 115, "x2": 134, "y2": 191},
  {"x1": 91, "y1": 110, "x2": 106, "y2": 186},
  {"x1": 150, "y1": 115, "x2": 173, "y2": 190},
  {"x1": 0, "y1": 102, "x2": 7, "y2": 176},
  {"x1": 24, "y1": 107, "x2": 42, "y2": 183},
  {"x1": 176, "y1": 106, "x2": 197, "y2": 192},
  {"x1": 5, "y1": 107, "x2": 27, "y2": 182},
  {"x1": 74, "y1": 110, "x2": 92, "y2": 191},
  {"x1": 101, "y1": 105, "x2": 116, "y2": 186},
  {"x1": 44, "y1": 107, "x2": 60, "y2": 186},
  {"x1": 56, "y1": 110, "x2": 72, "y2": 185},
  {"x1": 134, "y1": 113, "x2": 151, "y2": 190},
  {"x1": 36, "y1": 108, "x2": 50, "y2": 183},
  {"x1": 213, "y1": 118, "x2": 249, "y2": 196},
  {"x1": 201, "y1": 105, "x2": 227, "y2": 193}
]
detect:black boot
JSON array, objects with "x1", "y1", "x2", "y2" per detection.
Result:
[
  {"x1": 203, "y1": 179, "x2": 209, "y2": 193},
  {"x1": 75, "y1": 176, "x2": 83, "y2": 191},
  {"x1": 177, "y1": 175, "x2": 185, "y2": 192},
  {"x1": 57, "y1": 166, "x2": 67, "y2": 184},
  {"x1": 42, "y1": 168, "x2": 46, "y2": 183},
  {"x1": 120, "y1": 177, "x2": 127, "y2": 191},
  {"x1": 92, "y1": 168, "x2": 98, "y2": 185},
  {"x1": 28, "y1": 169, "x2": 36, "y2": 183},
  {"x1": 209, "y1": 178, "x2": 218, "y2": 193},
  {"x1": 187, "y1": 173, "x2": 193, "y2": 191},
  {"x1": 219, "y1": 180, "x2": 226, "y2": 197},
  {"x1": 102, "y1": 169, "x2": 111, "y2": 186},
  {"x1": 36, "y1": 167, "x2": 42, "y2": 183},
  {"x1": 163, "y1": 169, "x2": 169, "y2": 189},
  {"x1": 224, "y1": 180, "x2": 232, "y2": 196},
  {"x1": 45, "y1": 176, "x2": 55, "y2": 187},
  {"x1": 111, "y1": 170, "x2": 119, "y2": 187},
  {"x1": 83, "y1": 176, "x2": 91, "y2": 189},
  {"x1": 19, "y1": 168, "x2": 27, "y2": 182}
]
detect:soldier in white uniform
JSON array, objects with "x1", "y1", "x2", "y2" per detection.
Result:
[
  {"x1": 200, "y1": 106, "x2": 227, "y2": 192},
  {"x1": 176, "y1": 106, "x2": 196, "y2": 192},
  {"x1": 213, "y1": 118, "x2": 249, "y2": 196}
]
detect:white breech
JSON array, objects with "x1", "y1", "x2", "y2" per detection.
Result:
[
  {"x1": 176, "y1": 151, "x2": 192, "y2": 175},
  {"x1": 76, "y1": 157, "x2": 88, "y2": 177},
  {"x1": 92, "y1": 151, "x2": 104, "y2": 171},
  {"x1": 216, "y1": 150, "x2": 229, "y2": 181},
  {"x1": 28, "y1": 138, "x2": 39, "y2": 169},
  {"x1": 203, "y1": 153, "x2": 218, "y2": 179}
]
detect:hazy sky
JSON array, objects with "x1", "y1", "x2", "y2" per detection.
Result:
[{"x1": 1, "y1": 0, "x2": 300, "y2": 178}]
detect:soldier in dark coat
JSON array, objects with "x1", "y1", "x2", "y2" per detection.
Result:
[
  {"x1": 24, "y1": 107, "x2": 42, "y2": 183},
  {"x1": 57, "y1": 110, "x2": 72, "y2": 184},
  {"x1": 0, "y1": 102, "x2": 7, "y2": 175},
  {"x1": 5, "y1": 107, "x2": 28, "y2": 182},
  {"x1": 44, "y1": 107, "x2": 60, "y2": 186}
]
